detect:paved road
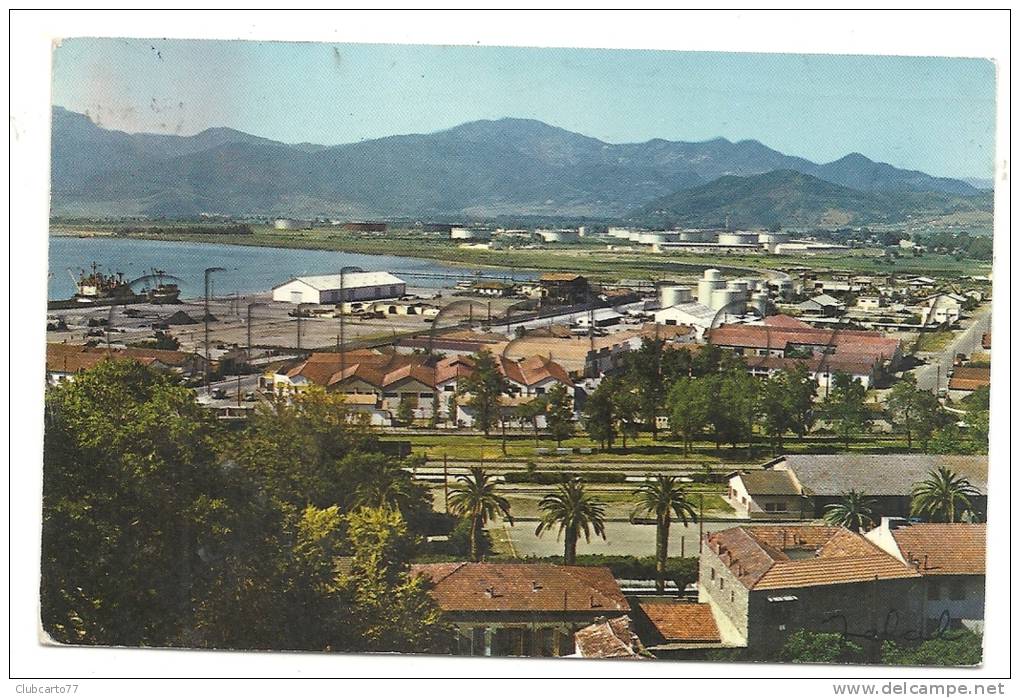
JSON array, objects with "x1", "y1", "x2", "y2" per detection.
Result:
[
  {"x1": 489, "y1": 519, "x2": 738, "y2": 559},
  {"x1": 196, "y1": 373, "x2": 262, "y2": 407},
  {"x1": 913, "y1": 306, "x2": 991, "y2": 393}
]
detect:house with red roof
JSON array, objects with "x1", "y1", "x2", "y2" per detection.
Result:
[
  {"x1": 699, "y1": 525, "x2": 923, "y2": 652},
  {"x1": 865, "y1": 519, "x2": 986, "y2": 633},
  {"x1": 412, "y1": 562, "x2": 629, "y2": 657}
]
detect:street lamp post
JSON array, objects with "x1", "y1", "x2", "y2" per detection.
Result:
[
  {"x1": 204, "y1": 267, "x2": 226, "y2": 394},
  {"x1": 338, "y1": 266, "x2": 363, "y2": 377}
]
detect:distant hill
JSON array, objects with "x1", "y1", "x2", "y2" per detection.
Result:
[
  {"x1": 631, "y1": 170, "x2": 994, "y2": 228},
  {"x1": 50, "y1": 108, "x2": 986, "y2": 220}
]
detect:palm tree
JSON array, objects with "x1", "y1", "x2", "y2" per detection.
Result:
[
  {"x1": 633, "y1": 475, "x2": 698, "y2": 592},
  {"x1": 911, "y1": 467, "x2": 980, "y2": 523},
  {"x1": 822, "y1": 490, "x2": 877, "y2": 532},
  {"x1": 447, "y1": 467, "x2": 513, "y2": 561},
  {"x1": 535, "y1": 477, "x2": 607, "y2": 564}
]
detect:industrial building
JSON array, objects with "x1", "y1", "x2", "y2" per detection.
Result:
[
  {"x1": 534, "y1": 228, "x2": 581, "y2": 243},
  {"x1": 451, "y1": 227, "x2": 492, "y2": 241},
  {"x1": 272, "y1": 271, "x2": 407, "y2": 305},
  {"x1": 273, "y1": 218, "x2": 313, "y2": 230}
]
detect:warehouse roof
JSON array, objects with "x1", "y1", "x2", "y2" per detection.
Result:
[
  {"x1": 705, "y1": 526, "x2": 920, "y2": 591},
  {"x1": 273, "y1": 271, "x2": 405, "y2": 291},
  {"x1": 411, "y1": 562, "x2": 628, "y2": 613},
  {"x1": 768, "y1": 454, "x2": 988, "y2": 496}
]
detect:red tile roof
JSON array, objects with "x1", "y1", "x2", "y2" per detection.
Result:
[
  {"x1": 411, "y1": 562, "x2": 628, "y2": 613},
  {"x1": 705, "y1": 526, "x2": 919, "y2": 591},
  {"x1": 46, "y1": 343, "x2": 198, "y2": 374},
  {"x1": 891, "y1": 524, "x2": 986, "y2": 576},
  {"x1": 948, "y1": 366, "x2": 990, "y2": 392},
  {"x1": 708, "y1": 318, "x2": 900, "y2": 365},
  {"x1": 637, "y1": 602, "x2": 721, "y2": 642}
]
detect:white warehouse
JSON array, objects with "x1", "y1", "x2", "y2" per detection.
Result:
[{"x1": 272, "y1": 271, "x2": 407, "y2": 305}]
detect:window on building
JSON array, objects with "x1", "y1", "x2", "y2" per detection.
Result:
[
  {"x1": 949, "y1": 580, "x2": 966, "y2": 601},
  {"x1": 730, "y1": 591, "x2": 735, "y2": 603},
  {"x1": 719, "y1": 577, "x2": 725, "y2": 590},
  {"x1": 710, "y1": 568, "x2": 716, "y2": 581},
  {"x1": 927, "y1": 581, "x2": 941, "y2": 601}
]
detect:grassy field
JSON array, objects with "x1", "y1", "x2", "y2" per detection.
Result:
[
  {"x1": 388, "y1": 430, "x2": 918, "y2": 470},
  {"x1": 51, "y1": 224, "x2": 991, "y2": 281},
  {"x1": 913, "y1": 330, "x2": 957, "y2": 353}
]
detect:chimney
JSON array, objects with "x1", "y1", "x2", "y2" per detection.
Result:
[
  {"x1": 880, "y1": 517, "x2": 908, "y2": 533},
  {"x1": 532, "y1": 580, "x2": 542, "y2": 592},
  {"x1": 590, "y1": 595, "x2": 601, "y2": 609}
]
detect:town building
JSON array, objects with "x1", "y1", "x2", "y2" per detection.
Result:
[
  {"x1": 700, "y1": 526, "x2": 923, "y2": 652},
  {"x1": 794, "y1": 293, "x2": 845, "y2": 318},
  {"x1": 271, "y1": 271, "x2": 406, "y2": 305},
  {"x1": 470, "y1": 280, "x2": 515, "y2": 297},
  {"x1": 411, "y1": 562, "x2": 629, "y2": 657},
  {"x1": 46, "y1": 342, "x2": 206, "y2": 385},
  {"x1": 725, "y1": 454, "x2": 988, "y2": 521},
  {"x1": 709, "y1": 315, "x2": 901, "y2": 388},
  {"x1": 630, "y1": 601, "x2": 725, "y2": 657},
  {"x1": 865, "y1": 520, "x2": 986, "y2": 632},
  {"x1": 948, "y1": 366, "x2": 991, "y2": 392},
  {"x1": 538, "y1": 273, "x2": 590, "y2": 305}
]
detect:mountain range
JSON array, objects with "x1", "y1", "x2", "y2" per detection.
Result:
[{"x1": 50, "y1": 107, "x2": 991, "y2": 225}]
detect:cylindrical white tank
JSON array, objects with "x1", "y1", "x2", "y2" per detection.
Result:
[
  {"x1": 751, "y1": 292, "x2": 769, "y2": 316},
  {"x1": 718, "y1": 232, "x2": 757, "y2": 246},
  {"x1": 711, "y1": 288, "x2": 746, "y2": 312},
  {"x1": 659, "y1": 285, "x2": 692, "y2": 307},
  {"x1": 451, "y1": 227, "x2": 490, "y2": 240},
  {"x1": 704, "y1": 268, "x2": 722, "y2": 281}
]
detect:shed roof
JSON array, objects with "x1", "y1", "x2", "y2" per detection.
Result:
[
  {"x1": 771, "y1": 454, "x2": 987, "y2": 497},
  {"x1": 636, "y1": 602, "x2": 721, "y2": 643},
  {"x1": 735, "y1": 470, "x2": 802, "y2": 496},
  {"x1": 273, "y1": 271, "x2": 405, "y2": 292}
]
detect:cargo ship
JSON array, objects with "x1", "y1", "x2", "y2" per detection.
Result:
[
  {"x1": 145, "y1": 268, "x2": 181, "y2": 304},
  {"x1": 68, "y1": 262, "x2": 136, "y2": 303}
]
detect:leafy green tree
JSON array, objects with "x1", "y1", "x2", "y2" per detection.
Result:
[
  {"x1": 666, "y1": 377, "x2": 710, "y2": 454},
  {"x1": 962, "y1": 385, "x2": 990, "y2": 453},
  {"x1": 396, "y1": 395, "x2": 416, "y2": 426},
  {"x1": 42, "y1": 359, "x2": 231, "y2": 647},
  {"x1": 823, "y1": 372, "x2": 872, "y2": 449},
  {"x1": 822, "y1": 490, "x2": 877, "y2": 532},
  {"x1": 447, "y1": 468, "x2": 513, "y2": 561},
  {"x1": 709, "y1": 369, "x2": 759, "y2": 450},
  {"x1": 340, "y1": 506, "x2": 451, "y2": 653},
  {"x1": 543, "y1": 383, "x2": 575, "y2": 446},
  {"x1": 756, "y1": 365, "x2": 817, "y2": 453},
  {"x1": 620, "y1": 338, "x2": 667, "y2": 440},
  {"x1": 780, "y1": 630, "x2": 865, "y2": 663},
  {"x1": 911, "y1": 467, "x2": 980, "y2": 523},
  {"x1": 457, "y1": 349, "x2": 509, "y2": 436},
  {"x1": 632, "y1": 476, "x2": 697, "y2": 592},
  {"x1": 881, "y1": 630, "x2": 983, "y2": 666},
  {"x1": 582, "y1": 378, "x2": 618, "y2": 449},
  {"x1": 612, "y1": 382, "x2": 642, "y2": 450},
  {"x1": 514, "y1": 396, "x2": 545, "y2": 444},
  {"x1": 887, "y1": 375, "x2": 946, "y2": 451},
  {"x1": 535, "y1": 478, "x2": 607, "y2": 564}
]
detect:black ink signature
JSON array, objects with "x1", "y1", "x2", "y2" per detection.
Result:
[{"x1": 822, "y1": 608, "x2": 950, "y2": 643}]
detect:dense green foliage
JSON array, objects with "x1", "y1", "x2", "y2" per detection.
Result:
[
  {"x1": 42, "y1": 361, "x2": 449, "y2": 651},
  {"x1": 632, "y1": 476, "x2": 698, "y2": 592},
  {"x1": 456, "y1": 349, "x2": 508, "y2": 436},
  {"x1": 780, "y1": 630, "x2": 866, "y2": 664},
  {"x1": 880, "y1": 630, "x2": 983, "y2": 666},
  {"x1": 779, "y1": 629, "x2": 983, "y2": 666},
  {"x1": 447, "y1": 468, "x2": 513, "y2": 561}
]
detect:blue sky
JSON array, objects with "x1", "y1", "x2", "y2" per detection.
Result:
[{"x1": 52, "y1": 38, "x2": 997, "y2": 179}]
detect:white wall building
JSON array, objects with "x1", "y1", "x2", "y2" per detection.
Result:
[{"x1": 272, "y1": 271, "x2": 407, "y2": 305}]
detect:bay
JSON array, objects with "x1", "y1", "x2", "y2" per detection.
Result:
[{"x1": 48, "y1": 236, "x2": 535, "y2": 300}]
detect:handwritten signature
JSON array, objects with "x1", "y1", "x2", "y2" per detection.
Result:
[{"x1": 822, "y1": 608, "x2": 950, "y2": 643}]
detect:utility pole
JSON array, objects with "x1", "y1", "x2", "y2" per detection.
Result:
[
  {"x1": 338, "y1": 266, "x2": 362, "y2": 377},
  {"x1": 246, "y1": 302, "x2": 266, "y2": 366},
  {"x1": 204, "y1": 267, "x2": 225, "y2": 394},
  {"x1": 443, "y1": 452, "x2": 449, "y2": 514},
  {"x1": 699, "y1": 493, "x2": 704, "y2": 553}
]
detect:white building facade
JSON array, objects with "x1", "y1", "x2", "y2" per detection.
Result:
[{"x1": 272, "y1": 272, "x2": 407, "y2": 305}]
